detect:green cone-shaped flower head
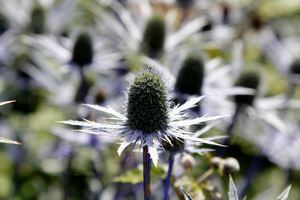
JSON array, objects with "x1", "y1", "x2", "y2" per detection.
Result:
[
  {"x1": 127, "y1": 70, "x2": 169, "y2": 133},
  {"x1": 72, "y1": 32, "x2": 93, "y2": 66},
  {"x1": 29, "y1": 5, "x2": 45, "y2": 34},
  {"x1": 290, "y1": 59, "x2": 300, "y2": 75},
  {"x1": 175, "y1": 55, "x2": 204, "y2": 95},
  {"x1": 233, "y1": 69, "x2": 260, "y2": 106},
  {"x1": 141, "y1": 15, "x2": 165, "y2": 57}
]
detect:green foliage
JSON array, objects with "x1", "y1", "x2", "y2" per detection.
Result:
[{"x1": 113, "y1": 164, "x2": 166, "y2": 184}]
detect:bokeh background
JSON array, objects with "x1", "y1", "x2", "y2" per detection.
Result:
[{"x1": 0, "y1": 0, "x2": 300, "y2": 199}]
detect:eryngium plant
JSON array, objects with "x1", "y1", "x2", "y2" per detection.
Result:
[
  {"x1": 175, "y1": 55, "x2": 204, "y2": 95},
  {"x1": 29, "y1": 5, "x2": 45, "y2": 34},
  {"x1": 71, "y1": 32, "x2": 93, "y2": 66},
  {"x1": 59, "y1": 68, "x2": 225, "y2": 166},
  {"x1": 233, "y1": 69, "x2": 260, "y2": 106},
  {"x1": 59, "y1": 68, "x2": 226, "y2": 199},
  {"x1": 141, "y1": 15, "x2": 165, "y2": 57}
]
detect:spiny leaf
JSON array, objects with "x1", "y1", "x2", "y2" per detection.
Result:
[
  {"x1": 0, "y1": 137, "x2": 21, "y2": 145},
  {"x1": 277, "y1": 185, "x2": 292, "y2": 200},
  {"x1": 229, "y1": 175, "x2": 239, "y2": 200},
  {"x1": 180, "y1": 186, "x2": 193, "y2": 200}
]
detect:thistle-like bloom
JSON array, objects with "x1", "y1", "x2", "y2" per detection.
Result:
[{"x1": 59, "y1": 69, "x2": 226, "y2": 166}]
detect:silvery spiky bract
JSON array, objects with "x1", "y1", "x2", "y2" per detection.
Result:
[
  {"x1": 0, "y1": 100, "x2": 21, "y2": 145},
  {"x1": 59, "y1": 69, "x2": 226, "y2": 166}
]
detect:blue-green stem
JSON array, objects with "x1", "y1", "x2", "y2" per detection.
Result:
[
  {"x1": 163, "y1": 152, "x2": 175, "y2": 200},
  {"x1": 217, "y1": 105, "x2": 240, "y2": 156},
  {"x1": 143, "y1": 146, "x2": 152, "y2": 200}
]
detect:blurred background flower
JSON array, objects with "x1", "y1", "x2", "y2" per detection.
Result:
[{"x1": 0, "y1": 0, "x2": 299, "y2": 199}]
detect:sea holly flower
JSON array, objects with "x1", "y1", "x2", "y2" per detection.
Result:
[{"x1": 59, "y1": 68, "x2": 226, "y2": 166}]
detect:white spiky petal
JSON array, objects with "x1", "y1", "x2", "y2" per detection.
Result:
[{"x1": 59, "y1": 97, "x2": 227, "y2": 167}]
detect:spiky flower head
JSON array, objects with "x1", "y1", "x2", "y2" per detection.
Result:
[
  {"x1": 175, "y1": 55, "x2": 204, "y2": 95},
  {"x1": 71, "y1": 32, "x2": 93, "y2": 66},
  {"x1": 59, "y1": 68, "x2": 226, "y2": 166},
  {"x1": 223, "y1": 157, "x2": 240, "y2": 176},
  {"x1": 233, "y1": 69, "x2": 260, "y2": 106},
  {"x1": 141, "y1": 15, "x2": 165, "y2": 57},
  {"x1": 29, "y1": 5, "x2": 45, "y2": 34},
  {"x1": 127, "y1": 70, "x2": 169, "y2": 133},
  {"x1": 290, "y1": 59, "x2": 300, "y2": 75}
]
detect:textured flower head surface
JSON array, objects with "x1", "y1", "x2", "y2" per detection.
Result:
[{"x1": 59, "y1": 68, "x2": 226, "y2": 166}]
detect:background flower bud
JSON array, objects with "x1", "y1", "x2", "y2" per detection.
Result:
[
  {"x1": 223, "y1": 157, "x2": 240, "y2": 175},
  {"x1": 175, "y1": 55, "x2": 204, "y2": 95},
  {"x1": 181, "y1": 154, "x2": 196, "y2": 170},
  {"x1": 233, "y1": 69, "x2": 260, "y2": 106},
  {"x1": 71, "y1": 32, "x2": 93, "y2": 66}
]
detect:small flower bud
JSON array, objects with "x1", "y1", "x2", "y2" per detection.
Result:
[
  {"x1": 233, "y1": 69, "x2": 260, "y2": 106},
  {"x1": 175, "y1": 55, "x2": 204, "y2": 95},
  {"x1": 141, "y1": 15, "x2": 165, "y2": 57},
  {"x1": 223, "y1": 157, "x2": 240, "y2": 175},
  {"x1": 211, "y1": 157, "x2": 223, "y2": 170},
  {"x1": 290, "y1": 59, "x2": 300, "y2": 75},
  {"x1": 126, "y1": 70, "x2": 169, "y2": 133},
  {"x1": 29, "y1": 5, "x2": 45, "y2": 34},
  {"x1": 71, "y1": 32, "x2": 93, "y2": 66},
  {"x1": 181, "y1": 154, "x2": 196, "y2": 170}
]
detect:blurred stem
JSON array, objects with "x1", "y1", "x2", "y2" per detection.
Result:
[
  {"x1": 284, "y1": 78, "x2": 296, "y2": 104},
  {"x1": 78, "y1": 66, "x2": 88, "y2": 102},
  {"x1": 163, "y1": 152, "x2": 175, "y2": 200},
  {"x1": 196, "y1": 167, "x2": 214, "y2": 184},
  {"x1": 63, "y1": 150, "x2": 75, "y2": 200},
  {"x1": 238, "y1": 155, "x2": 264, "y2": 198},
  {"x1": 143, "y1": 146, "x2": 152, "y2": 200},
  {"x1": 217, "y1": 105, "x2": 240, "y2": 156}
]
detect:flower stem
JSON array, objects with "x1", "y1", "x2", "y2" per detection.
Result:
[
  {"x1": 143, "y1": 146, "x2": 152, "y2": 200},
  {"x1": 217, "y1": 105, "x2": 240, "y2": 156},
  {"x1": 163, "y1": 152, "x2": 175, "y2": 200},
  {"x1": 196, "y1": 167, "x2": 214, "y2": 184},
  {"x1": 238, "y1": 155, "x2": 264, "y2": 198}
]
